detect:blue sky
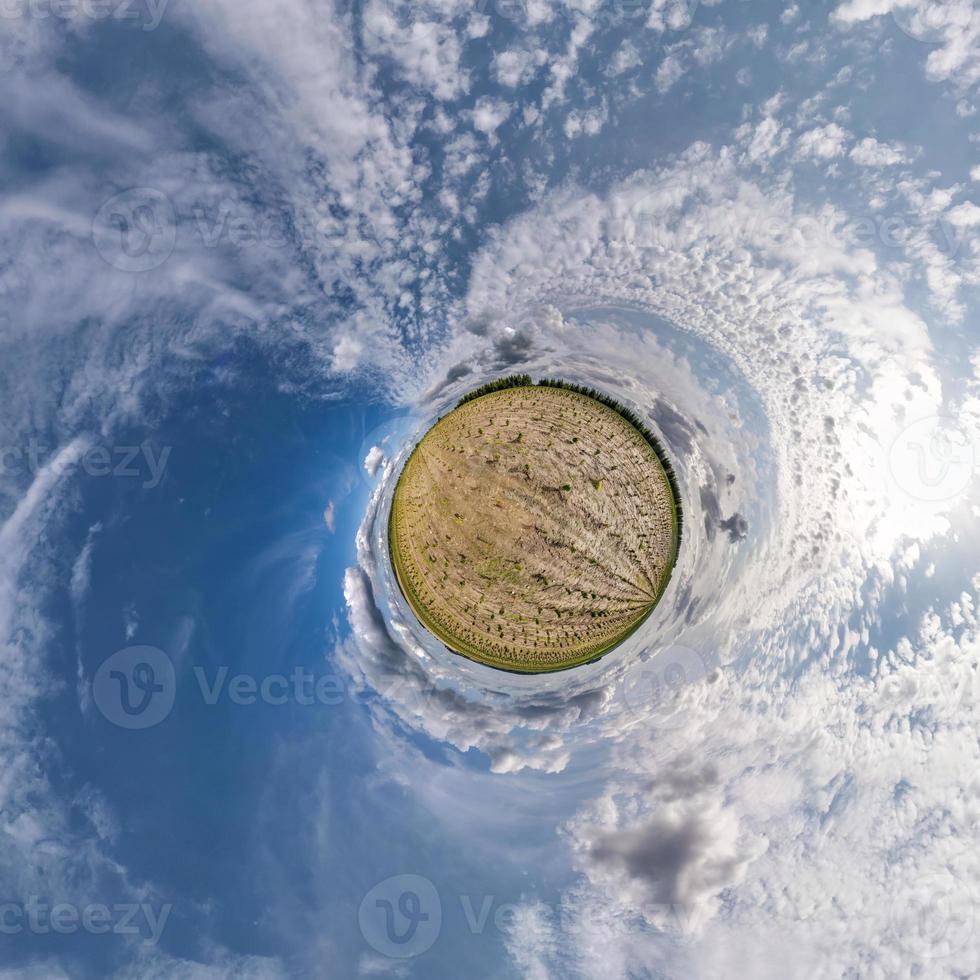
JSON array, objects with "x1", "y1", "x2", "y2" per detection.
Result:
[{"x1": 0, "y1": 0, "x2": 979, "y2": 977}]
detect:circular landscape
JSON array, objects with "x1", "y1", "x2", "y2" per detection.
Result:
[{"x1": 388, "y1": 379, "x2": 682, "y2": 672}]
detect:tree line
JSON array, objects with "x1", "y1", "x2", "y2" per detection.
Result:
[{"x1": 456, "y1": 374, "x2": 534, "y2": 405}]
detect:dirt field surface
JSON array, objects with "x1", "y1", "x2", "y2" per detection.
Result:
[{"x1": 389, "y1": 385, "x2": 679, "y2": 672}]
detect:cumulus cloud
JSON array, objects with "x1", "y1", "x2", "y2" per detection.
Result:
[
  {"x1": 109, "y1": 947, "x2": 288, "y2": 979},
  {"x1": 834, "y1": 0, "x2": 980, "y2": 93},
  {"x1": 850, "y1": 135, "x2": 910, "y2": 165},
  {"x1": 548, "y1": 583, "x2": 980, "y2": 978},
  {"x1": 795, "y1": 122, "x2": 851, "y2": 159},
  {"x1": 572, "y1": 763, "x2": 763, "y2": 933},
  {"x1": 471, "y1": 97, "x2": 511, "y2": 135},
  {"x1": 337, "y1": 563, "x2": 599, "y2": 774},
  {"x1": 493, "y1": 48, "x2": 542, "y2": 87},
  {"x1": 656, "y1": 54, "x2": 687, "y2": 92},
  {"x1": 363, "y1": 446, "x2": 386, "y2": 478},
  {"x1": 947, "y1": 200, "x2": 980, "y2": 225}
]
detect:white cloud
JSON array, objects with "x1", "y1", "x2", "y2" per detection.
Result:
[
  {"x1": 493, "y1": 48, "x2": 541, "y2": 87},
  {"x1": 563, "y1": 103, "x2": 608, "y2": 138},
  {"x1": 947, "y1": 200, "x2": 980, "y2": 225},
  {"x1": 357, "y1": 953, "x2": 411, "y2": 976},
  {"x1": 546, "y1": 584, "x2": 980, "y2": 979},
  {"x1": 337, "y1": 564, "x2": 586, "y2": 774},
  {"x1": 110, "y1": 947, "x2": 288, "y2": 979},
  {"x1": 361, "y1": 0, "x2": 469, "y2": 101},
  {"x1": 363, "y1": 446, "x2": 386, "y2": 478},
  {"x1": 647, "y1": 0, "x2": 705, "y2": 33},
  {"x1": 656, "y1": 54, "x2": 686, "y2": 92},
  {"x1": 609, "y1": 40, "x2": 642, "y2": 75},
  {"x1": 849, "y1": 135, "x2": 910, "y2": 165},
  {"x1": 471, "y1": 97, "x2": 511, "y2": 135},
  {"x1": 70, "y1": 521, "x2": 102, "y2": 604},
  {"x1": 539, "y1": 13, "x2": 598, "y2": 111},
  {"x1": 331, "y1": 333, "x2": 365, "y2": 372},
  {"x1": 502, "y1": 902, "x2": 560, "y2": 980},
  {"x1": 833, "y1": 0, "x2": 980, "y2": 93},
  {"x1": 737, "y1": 113, "x2": 790, "y2": 166},
  {"x1": 569, "y1": 766, "x2": 765, "y2": 932},
  {"x1": 654, "y1": 25, "x2": 732, "y2": 94},
  {"x1": 795, "y1": 122, "x2": 851, "y2": 159}
]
